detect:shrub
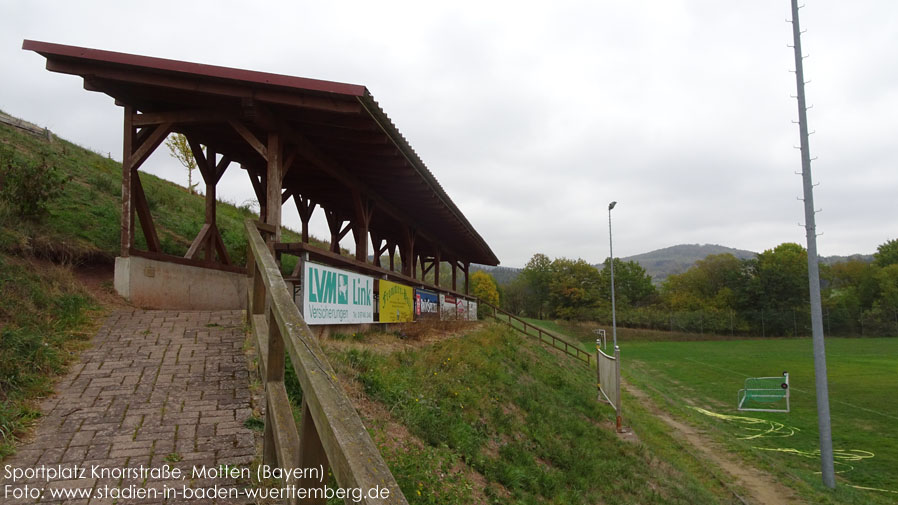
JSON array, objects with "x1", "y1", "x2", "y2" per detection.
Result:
[{"x1": 0, "y1": 146, "x2": 68, "y2": 222}]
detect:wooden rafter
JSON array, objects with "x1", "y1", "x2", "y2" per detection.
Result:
[
  {"x1": 251, "y1": 107, "x2": 469, "y2": 262},
  {"x1": 127, "y1": 121, "x2": 172, "y2": 172},
  {"x1": 230, "y1": 120, "x2": 268, "y2": 161}
]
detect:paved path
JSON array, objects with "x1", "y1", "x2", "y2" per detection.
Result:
[{"x1": 1, "y1": 310, "x2": 256, "y2": 504}]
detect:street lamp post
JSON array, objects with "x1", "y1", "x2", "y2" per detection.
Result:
[{"x1": 608, "y1": 201, "x2": 618, "y2": 348}]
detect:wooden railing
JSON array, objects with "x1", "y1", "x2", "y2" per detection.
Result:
[
  {"x1": 481, "y1": 302, "x2": 592, "y2": 365},
  {"x1": 245, "y1": 220, "x2": 408, "y2": 504}
]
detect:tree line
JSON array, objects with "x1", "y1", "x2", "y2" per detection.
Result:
[{"x1": 495, "y1": 239, "x2": 898, "y2": 337}]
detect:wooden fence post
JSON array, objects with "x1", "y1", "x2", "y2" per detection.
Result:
[{"x1": 298, "y1": 399, "x2": 330, "y2": 505}]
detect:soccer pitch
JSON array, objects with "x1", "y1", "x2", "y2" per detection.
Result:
[{"x1": 620, "y1": 337, "x2": 898, "y2": 503}]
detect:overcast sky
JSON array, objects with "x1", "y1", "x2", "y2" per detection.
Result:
[{"x1": 2, "y1": 1, "x2": 895, "y2": 267}]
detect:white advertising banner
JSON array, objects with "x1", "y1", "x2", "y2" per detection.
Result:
[
  {"x1": 303, "y1": 262, "x2": 374, "y2": 325},
  {"x1": 440, "y1": 293, "x2": 456, "y2": 320},
  {"x1": 467, "y1": 300, "x2": 478, "y2": 321},
  {"x1": 456, "y1": 298, "x2": 468, "y2": 320}
]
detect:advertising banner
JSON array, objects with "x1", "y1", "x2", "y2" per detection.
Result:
[
  {"x1": 468, "y1": 300, "x2": 478, "y2": 321},
  {"x1": 456, "y1": 297, "x2": 468, "y2": 320},
  {"x1": 303, "y1": 262, "x2": 373, "y2": 325},
  {"x1": 415, "y1": 289, "x2": 439, "y2": 320},
  {"x1": 379, "y1": 280, "x2": 414, "y2": 323},
  {"x1": 440, "y1": 294, "x2": 456, "y2": 320}
]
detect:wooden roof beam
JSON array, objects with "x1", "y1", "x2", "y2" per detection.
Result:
[
  {"x1": 133, "y1": 109, "x2": 237, "y2": 127},
  {"x1": 45, "y1": 59, "x2": 361, "y2": 114},
  {"x1": 254, "y1": 108, "x2": 468, "y2": 262}
]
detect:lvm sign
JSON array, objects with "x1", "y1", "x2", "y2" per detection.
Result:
[{"x1": 303, "y1": 263, "x2": 374, "y2": 324}]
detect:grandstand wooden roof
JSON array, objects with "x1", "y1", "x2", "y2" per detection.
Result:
[{"x1": 23, "y1": 39, "x2": 499, "y2": 266}]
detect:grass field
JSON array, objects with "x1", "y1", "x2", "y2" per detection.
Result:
[
  {"x1": 534, "y1": 319, "x2": 898, "y2": 504},
  {"x1": 620, "y1": 338, "x2": 898, "y2": 503}
]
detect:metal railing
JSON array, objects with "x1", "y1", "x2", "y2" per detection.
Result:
[
  {"x1": 596, "y1": 344, "x2": 622, "y2": 432},
  {"x1": 480, "y1": 302, "x2": 591, "y2": 365},
  {"x1": 245, "y1": 219, "x2": 407, "y2": 504}
]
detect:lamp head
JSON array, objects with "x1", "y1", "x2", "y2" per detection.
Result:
[{"x1": 608, "y1": 201, "x2": 617, "y2": 211}]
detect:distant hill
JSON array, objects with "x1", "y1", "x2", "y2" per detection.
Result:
[
  {"x1": 471, "y1": 264, "x2": 522, "y2": 286},
  {"x1": 618, "y1": 245, "x2": 874, "y2": 285},
  {"x1": 477, "y1": 245, "x2": 873, "y2": 288},
  {"x1": 618, "y1": 244, "x2": 757, "y2": 284},
  {"x1": 820, "y1": 253, "x2": 874, "y2": 265}
]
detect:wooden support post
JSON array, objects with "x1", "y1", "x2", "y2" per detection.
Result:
[
  {"x1": 388, "y1": 243, "x2": 396, "y2": 271},
  {"x1": 451, "y1": 259, "x2": 458, "y2": 292},
  {"x1": 265, "y1": 131, "x2": 282, "y2": 244},
  {"x1": 263, "y1": 305, "x2": 285, "y2": 466},
  {"x1": 245, "y1": 247, "x2": 255, "y2": 320},
  {"x1": 325, "y1": 209, "x2": 346, "y2": 254},
  {"x1": 267, "y1": 307, "x2": 285, "y2": 382},
  {"x1": 464, "y1": 261, "x2": 470, "y2": 294},
  {"x1": 186, "y1": 139, "x2": 232, "y2": 264},
  {"x1": 120, "y1": 106, "x2": 134, "y2": 257},
  {"x1": 370, "y1": 231, "x2": 384, "y2": 268},
  {"x1": 297, "y1": 399, "x2": 330, "y2": 505},
  {"x1": 294, "y1": 194, "x2": 316, "y2": 244},
  {"x1": 352, "y1": 189, "x2": 374, "y2": 263},
  {"x1": 121, "y1": 106, "x2": 170, "y2": 257},
  {"x1": 434, "y1": 250, "x2": 441, "y2": 287},
  {"x1": 399, "y1": 226, "x2": 414, "y2": 277},
  {"x1": 203, "y1": 147, "x2": 217, "y2": 262},
  {"x1": 252, "y1": 264, "x2": 266, "y2": 316}
]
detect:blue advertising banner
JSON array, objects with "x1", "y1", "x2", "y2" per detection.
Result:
[{"x1": 415, "y1": 289, "x2": 439, "y2": 320}]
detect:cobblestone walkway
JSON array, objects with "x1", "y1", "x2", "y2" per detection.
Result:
[{"x1": 1, "y1": 310, "x2": 256, "y2": 504}]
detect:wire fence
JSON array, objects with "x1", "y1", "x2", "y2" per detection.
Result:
[{"x1": 585, "y1": 306, "x2": 898, "y2": 337}]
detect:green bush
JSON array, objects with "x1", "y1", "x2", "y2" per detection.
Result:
[{"x1": 0, "y1": 146, "x2": 68, "y2": 222}]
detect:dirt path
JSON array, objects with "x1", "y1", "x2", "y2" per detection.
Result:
[
  {"x1": 73, "y1": 261, "x2": 132, "y2": 309},
  {"x1": 624, "y1": 382, "x2": 805, "y2": 505}
]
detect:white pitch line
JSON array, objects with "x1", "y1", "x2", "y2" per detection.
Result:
[{"x1": 683, "y1": 357, "x2": 898, "y2": 422}]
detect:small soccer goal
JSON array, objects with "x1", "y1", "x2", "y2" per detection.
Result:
[{"x1": 737, "y1": 372, "x2": 790, "y2": 413}]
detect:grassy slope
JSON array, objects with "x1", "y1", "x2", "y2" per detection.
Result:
[
  {"x1": 321, "y1": 323, "x2": 739, "y2": 505},
  {"x1": 0, "y1": 119, "x2": 328, "y2": 268},
  {"x1": 528, "y1": 318, "x2": 898, "y2": 504},
  {"x1": 0, "y1": 256, "x2": 99, "y2": 458}
]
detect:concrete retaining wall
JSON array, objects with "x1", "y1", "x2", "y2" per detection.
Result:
[{"x1": 115, "y1": 256, "x2": 247, "y2": 310}]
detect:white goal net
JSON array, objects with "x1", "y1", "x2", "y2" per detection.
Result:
[{"x1": 737, "y1": 372, "x2": 790, "y2": 413}]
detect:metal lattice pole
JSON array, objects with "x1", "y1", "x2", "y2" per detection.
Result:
[
  {"x1": 608, "y1": 201, "x2": 618, "y2": 348},
  {"x1": 789, "y1": 0, "x2": 835, "y2": 488}
]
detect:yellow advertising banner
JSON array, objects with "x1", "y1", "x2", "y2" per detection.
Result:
[{"x1": 379, "y1": 280, "x2": 414, "y2": 323}]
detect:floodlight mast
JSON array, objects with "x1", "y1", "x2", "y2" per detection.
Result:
[
  {"x1": 608, "y1": 201, "x2": 618, "y2": 349},
  {"x1": 789, "y1": 0, "x2": 835, "y2": 488}
]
